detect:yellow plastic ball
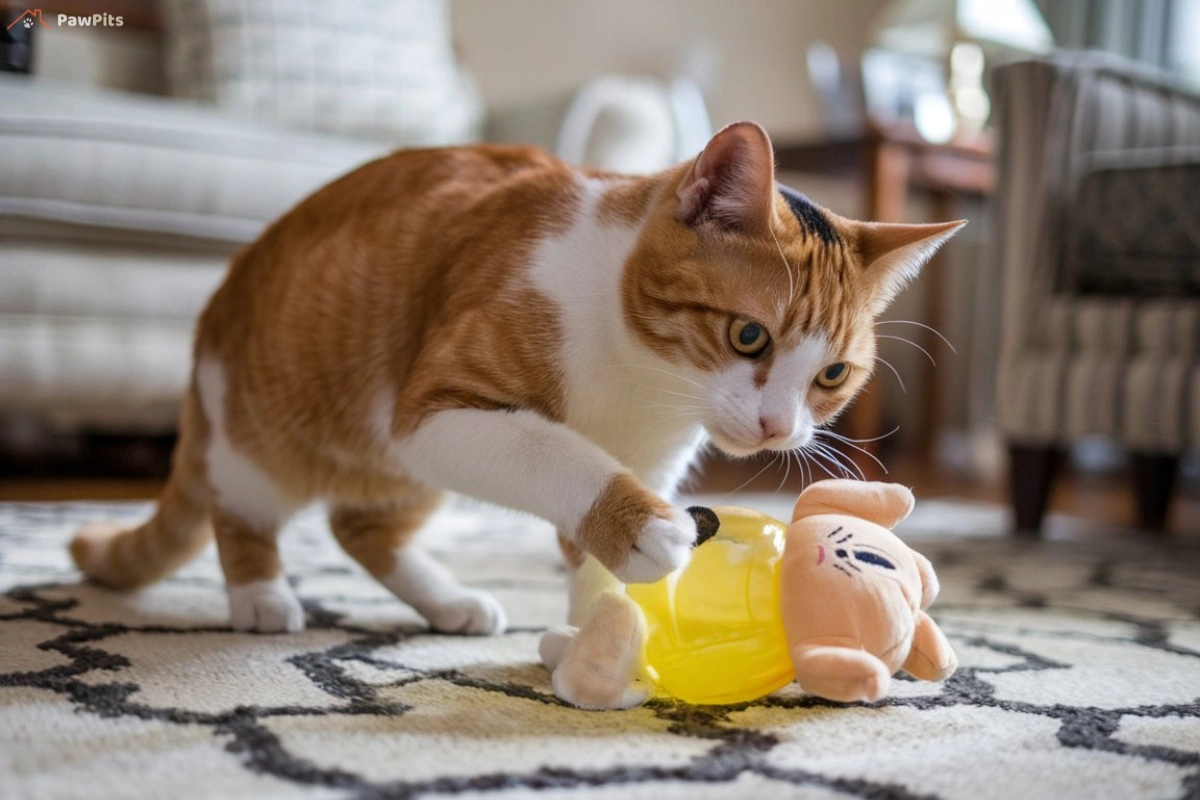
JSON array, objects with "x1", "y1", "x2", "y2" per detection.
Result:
[{"x1": 625, "y1": 506, "x2": 793, "y2": 705}]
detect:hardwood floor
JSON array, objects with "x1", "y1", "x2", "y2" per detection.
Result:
[
  {"x1": 692, "y1": 451, "x2": 1200, "y2": 538},
  {"x1": 2, "y1": 452, "x2": 1196, "y2": 537}
]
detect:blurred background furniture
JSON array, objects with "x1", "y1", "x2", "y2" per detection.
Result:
[
  {"x1": 0, "y1": 0, "x2": 708, "y2": 438},
  {"x1": 776, "y1": 121, "x2": 993, "y2": 475},
  {"x1": 989, "y1": 52, "x2": 1200, "y2": 534}
]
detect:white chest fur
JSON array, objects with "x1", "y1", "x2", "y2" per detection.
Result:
[{"x1": 528, "y1": 179, "x2": 706, "y2": 497}]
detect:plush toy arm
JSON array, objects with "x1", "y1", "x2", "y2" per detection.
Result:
[
  {"x1": 568, "y1": 554, "x2": 626, "y2": 627},
  {"x1": 791, "y1": 639, "x2": 892, "y2": 703},
  {"x1": 902, "y1": 611, "x2": 958, "y2": 682}
]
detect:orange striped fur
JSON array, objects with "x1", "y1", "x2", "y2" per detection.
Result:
[{"x1": 71, "y1": 122, "x2": 962, "y2": 635}]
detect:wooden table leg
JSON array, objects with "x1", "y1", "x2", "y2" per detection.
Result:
[
  {"x1": 915, "y1": 192, "x2": 956, "y2": 461},
  {"x1": 838, "y1": 139, "x2": 910, "y2": 480}
]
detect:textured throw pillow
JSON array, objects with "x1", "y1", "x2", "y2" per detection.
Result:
[
  {"x1": 1065, "y1": 149, "x2": 1200, "y2": 298},
  {"x1": 161, "y1": 0, "x2": 482, "y2": 146}
]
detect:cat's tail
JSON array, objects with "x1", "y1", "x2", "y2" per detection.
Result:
[{"x1": 70, "y1": 384, "x2": 213, "y2": 590}]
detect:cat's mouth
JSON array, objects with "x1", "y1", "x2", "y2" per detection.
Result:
[
  {"x1": 706, "y1": 421, "x2": 811, "y2": 458},
  {"x1": 705, "y1": 423, "x2": 772, "y2": 458}
]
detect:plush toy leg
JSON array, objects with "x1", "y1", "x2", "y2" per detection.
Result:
[
  {"x1": 791, "y1": 642, "x2": 892, "y2": 702},
  {"x1": 548, "y1": 590, "x2": 648, "y2": 710},
  {"x1": 902, "y1": 611, "x2": 958, "y2": 682}
]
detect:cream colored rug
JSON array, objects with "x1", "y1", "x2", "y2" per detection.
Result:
[{"x1": 2, "y1": 497, "x2": 1199, "y2": 800}]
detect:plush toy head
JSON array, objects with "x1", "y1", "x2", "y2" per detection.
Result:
[{"x1": 779, "y1": 480, "x2": 957, "y2": 703}]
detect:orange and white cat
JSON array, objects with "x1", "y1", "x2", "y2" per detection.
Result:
[{"x1": 70, "y1": 122, "x2": 962, "y2": 636}]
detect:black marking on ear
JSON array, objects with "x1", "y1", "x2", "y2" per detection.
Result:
[
  {"x1": 779, "y1": 185, "x2": 838, "y2": 245},
  {"x1": 687, "y1": 506, "x2": 721, "y2": 547}
]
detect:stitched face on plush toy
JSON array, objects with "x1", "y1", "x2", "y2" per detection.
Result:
[
  {"x1": 788, "y1": 514, "x2": 927, "y2": 625},
  {"x1": 815, "y1": 524, "x2": 902, "y2": 581}
]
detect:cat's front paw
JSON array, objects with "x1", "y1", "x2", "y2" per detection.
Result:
[
  {"x1": 577, "y1": 474, "x2": 696, "y2": 584},
  {"x1": 613, "y1": 508, "x2": 696, "y2": 583}
]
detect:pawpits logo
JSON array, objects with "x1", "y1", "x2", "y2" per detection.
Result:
[
  {"x1": 6, "y1": 8, "x2": 124, "y2": 29},
  {"x1": 6, "y1": 8, "x2": 47, "y2": 29}
]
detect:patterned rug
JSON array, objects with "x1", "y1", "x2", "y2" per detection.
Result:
[{"x1": 2, "y1": 497, "x2": 1199, "y2": 800}]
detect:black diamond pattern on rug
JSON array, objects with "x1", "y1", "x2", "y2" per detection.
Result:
[{"x1": 1, "y1": 501, "x2": 1198, "y2": 799}]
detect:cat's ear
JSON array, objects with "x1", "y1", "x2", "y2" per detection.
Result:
[
  {"x1": 853, "y1": 220, "x2": 966, "y2": 312},
  {"x1": 675, "y1": 121, "x2": 775, "y2": 234}
]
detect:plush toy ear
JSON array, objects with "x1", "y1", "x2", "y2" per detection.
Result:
[
  {"x1": 675, "y1": 121, "x2": 775, "y2": 235},
  {"x1": 911, "y1": 550, "x2": 940, "y2": 610},
  {"x1": 792, "y1": 479, "x2": 915, "y2": 529},
  {"x1": 850, "y1": 220, "x2": 966, "y2": 314}
]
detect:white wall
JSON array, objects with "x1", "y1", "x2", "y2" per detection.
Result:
[{"x1": 452, "y1": 0, "x2": 890, "y2": 140}]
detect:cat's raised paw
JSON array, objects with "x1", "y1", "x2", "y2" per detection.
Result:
[
  {"x1": 614, "y1": 508, "x2": 696, "y2": 584},
  {"x1": 423, "y1": 589, "x2": 508, "y2": 635},
  {"x1": 228, "y1": 577, "x2": 305, "y2": 633}
]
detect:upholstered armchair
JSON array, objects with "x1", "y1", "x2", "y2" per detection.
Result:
[{"x1": 988, "y1": 53, "x2": 1200, "y2": 534}]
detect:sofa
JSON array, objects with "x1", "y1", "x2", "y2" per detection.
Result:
[
  {"x1": 0, "y1": 1, "x2": 707, "y2": 435},
  {"x1": 988, "y1": 52, "x2": 1200, "y2": 533}
]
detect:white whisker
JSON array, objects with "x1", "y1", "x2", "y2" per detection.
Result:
[
  {"x1": 775, "y1": 448, "x2": 793, "y2": 493},
  {"x1": 632, "y1": 411, "x2": 701, "y2": 440},
  {"x1": 636, "y1": 403, "x2": 712, "y2": 413},
  {"x1": 795, "y1": 449, "x2": 813, "y2": 486},
  {"x1": 877, "y1": 335, "x2": 937, "y2": 367},
  {"x1": 876, "y1": 319, "x2": 957, "y2": 354},
  {"x1": 768, "y1": 224, "x2": 796, "y2": 307},
  {"x1": 722, "y1": 454, "x2": 781, "y2": 499},
  {"x1": 594, "y1": 363, "x2": 708, "y2": 391},
  {"x1": 805, "y1": 444, "x2": 848, "y2": 480},
  {"x1": 640, "y1": 386, "x2": 709, "y2": 402},
  {"x1": 815, "y1": 430, "x2": 889, "y2": 475},
  {"x1": 810, "y1": 440, "x2": 866, "y2": 481},
  {"x1": 818, "y1": 425, "x2": 900, "y2": 445},
  {"x1": 875, "y1": 356, "x2": 907, "y2": 394}
]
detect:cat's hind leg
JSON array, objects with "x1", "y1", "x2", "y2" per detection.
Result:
[
  {"x1": 329, "y1": 491, "x2": 507, "y2": 635},
  {"x1": 215, "y1": 509, "x2": 305, "y2": 633}
]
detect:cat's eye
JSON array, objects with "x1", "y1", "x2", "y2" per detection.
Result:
[
  {"x1": 729, "y1": 319, "x2": 770, "y2": 357},
  {"x1": 815, "y1": 362, "x2": 850, "y2": 388}
]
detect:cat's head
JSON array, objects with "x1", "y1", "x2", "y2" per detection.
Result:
[{"x1": 623, "y1": 121, "x2": 964, "y2": 458}]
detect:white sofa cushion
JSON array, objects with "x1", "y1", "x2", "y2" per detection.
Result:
[
  {"x1": 0, "y1": 239, "x2": 225, "y2": 319},
  {"x1": 0, "y1": 239, "x2": 230, "y2": 429},
  {"x1": 0, "y1": 75, "x2": 386, "y2": 246},
  {"x1": 160, "y1": 0, "x2": 482, "y2": 146}
]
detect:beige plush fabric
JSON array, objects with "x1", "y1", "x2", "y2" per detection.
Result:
[{"x1": 1, "y1": 497, "x2": 1198, "y2": 799}]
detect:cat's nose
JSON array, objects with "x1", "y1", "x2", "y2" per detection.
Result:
[{"x1": 758, "y1": 415, "x2": 790, "y2": 441}]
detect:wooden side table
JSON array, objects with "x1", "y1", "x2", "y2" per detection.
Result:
[{"x1": 775, "y1": 122, "x2": 995, "y2": 478}]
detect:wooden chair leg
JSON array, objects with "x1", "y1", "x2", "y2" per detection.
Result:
[
  {"x1": 1008, "y1": 443, "x2": 1062, "y2": 537},
  {"x1": 1131, "y1": 452, "x2": 1178, "y2": 532}
]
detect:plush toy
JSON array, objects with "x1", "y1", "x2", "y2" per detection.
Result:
[{"x1": 540, "y1": 480, "x2": 958, "y2": 709}]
